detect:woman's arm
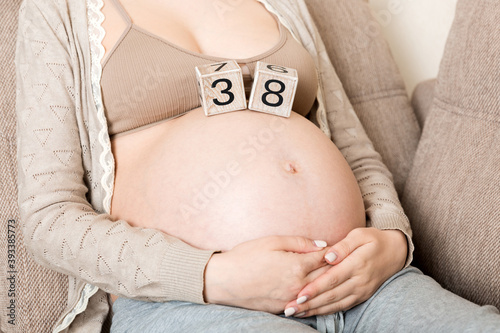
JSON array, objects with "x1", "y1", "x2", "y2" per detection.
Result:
[
  {"x1": 271, "y1": 0, "x2": 413, "y2": 316},
  {"x1": 16, "y1": 0, "x2": 215, "y2": 303},
  {"x1": 269, "y1": 0, "x2": 413, "y2": 262}
]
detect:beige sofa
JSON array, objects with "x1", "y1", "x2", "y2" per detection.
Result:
[
  {"x1": 308, "y1": 0, "x2": 499, "y2": 310},
  {"x1": 1, "y1": 0, "x2": 498, "y2": 331}
]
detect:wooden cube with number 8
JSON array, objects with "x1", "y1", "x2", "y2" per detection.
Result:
[
  {"x1": 248, "y1": 61, "x2": 298, "y2": 117},
  {"x1": 196, "y1": 60, "x2": 247, "y2": 116}
]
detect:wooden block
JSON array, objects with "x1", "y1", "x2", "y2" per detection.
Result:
[
  {"x1": 248, "y1": 61, "x2": 298, "y2": 117},
  {"x1": 196, "y1": 60, "x2": 247, "y2": 116}
]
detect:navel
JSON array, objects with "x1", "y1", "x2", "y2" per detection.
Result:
[{"x1": 283, "y1": 161, "x2": 300, "y2": 174}]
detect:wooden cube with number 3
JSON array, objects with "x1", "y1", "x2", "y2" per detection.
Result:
[
  {"x1": 248, "y1": 61, "x2": 298, "y2": 117},
  {"x1": 196, "y1": 60, "x2": 247, "y2": 116}
]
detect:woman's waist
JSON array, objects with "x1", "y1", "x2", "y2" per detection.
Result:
[{"x1": 110, "y1": 107, "x2": 366, "y2": 250}]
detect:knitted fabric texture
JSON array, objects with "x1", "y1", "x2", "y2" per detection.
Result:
[
  {"x1": 403, "y1": 0, "x2": 500, "y2": 309},
  {"x1": 0, "y1": 1, "x2": 69, "y2": 332}
]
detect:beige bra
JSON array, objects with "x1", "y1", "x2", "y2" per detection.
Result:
[{"x1": 101, "y1": 0, "x2": 319, "y2": 137}]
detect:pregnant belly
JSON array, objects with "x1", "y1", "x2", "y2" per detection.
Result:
[{"x1": 110, "y1": 107, "x2": 366, "y2": 251}]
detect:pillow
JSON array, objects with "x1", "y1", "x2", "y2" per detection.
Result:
[
  {"x1": 402, "y1": 0, "x2": 500, "y2": 309},
  {"x1": 411, "y1": 79, "x2": 436, "y2": 128},
  {"x1": 306, "y1": 0, "x2": 421, "y2": 195}
]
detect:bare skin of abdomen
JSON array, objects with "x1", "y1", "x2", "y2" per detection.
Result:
[{"x1": 110, "y1": 107, "x2": 366, "y2": 251}]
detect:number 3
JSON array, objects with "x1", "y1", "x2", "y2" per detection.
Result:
[{"x1": 212, "y1": 78, "x2": 235, "y2": 106}]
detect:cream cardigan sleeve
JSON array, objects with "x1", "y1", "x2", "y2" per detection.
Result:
[
  {"x1": 260, "y1": 0, "x2": 413, "y2": 266},
  {"x1": 16, "y1": 0, "x2": 215, "y2": 304},
  {"x1": 286, "y1": 0, "x2": 414, "y2": 266}
]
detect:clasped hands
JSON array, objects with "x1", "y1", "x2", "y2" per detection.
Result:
[{"x1": 204, "y1": 227, "x2": 407, "y2": 317}]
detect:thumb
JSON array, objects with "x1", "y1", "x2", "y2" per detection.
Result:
[
  {"x1": 270, "y1": 236, "x2": 329, "y2": 253},
  {"x1": 324, "y1": 228, "x2": 368, "y2": 265}
]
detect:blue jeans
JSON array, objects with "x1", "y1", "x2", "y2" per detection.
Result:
[{"x1": 110, "y1": 267, "x2": 500, "y2": 332}]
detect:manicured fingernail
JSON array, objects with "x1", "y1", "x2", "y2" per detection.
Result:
[
  {"x1": 314, "y1": 240, "x2": 327, "y2": 248},
  {"x1": 297, "y1": 296, "x2": 308, "y2": 304},
  {"x1": 295, "y1": 312, "x2": 306, "y2": 317},
  {"x1": 325, "y1": 252, "x2": 337, "y2": 263},
  {"x1": 284, "y1": 307, "x2": 297, "y2": 317}
]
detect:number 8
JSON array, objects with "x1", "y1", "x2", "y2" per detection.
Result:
[{"x1": 262, "y1": 79, "x2": 285, "y2": 107}]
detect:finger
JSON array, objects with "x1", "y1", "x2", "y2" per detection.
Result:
[
  {"x1": 324, "y1": 228, "x2": 372, "y2": 265},
  {"x1": 297, "y1": 247, "x2": 330, "y2": 275},
  {"x1": 295, "y1": 277, "x2": 359, "y2": 314},
  {"x1": 294, "y1": 294, "x2": 361, "y2": 318},
  {"x1": 304, "y1": 264, "x2": 331, "y2": 284},
  {"x1": 268, "y1": 235, "x2": 329, "y2": 253},
  {"x1": 285, "y1": 277, "x2": 361, "y2": 317},
  {"x1": 288, "y1": 259, "x2": 355, "y2": 309}
]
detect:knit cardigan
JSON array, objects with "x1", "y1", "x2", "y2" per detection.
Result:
[{"x1": 15, "y1": 0, "x2": 413, "y2": 331}]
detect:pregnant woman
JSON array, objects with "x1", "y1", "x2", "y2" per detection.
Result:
[{"x1": 16, "y1": 0, "x2": 500, "y2": 332}]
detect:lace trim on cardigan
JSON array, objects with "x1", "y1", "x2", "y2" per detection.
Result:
[
  {"x1": 54, "y1": 0, "x2": 110, "y2": 331},
  {"x1": 87, "y1": 0, "x2": 115, "y2": 214},
  {"x1": 53, "y1": 284, "x2": 99, "y2": 333}
]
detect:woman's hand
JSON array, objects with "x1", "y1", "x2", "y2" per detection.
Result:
[
  {"x1": 204, "y1": 235, "x2": 331, "y2": 314},
  {"x1": 283, "y1": 228, "x2": 407, "y2": 317}
]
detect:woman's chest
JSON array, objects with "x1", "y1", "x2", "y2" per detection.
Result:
[{"x1": 101, "y1": 0, "x2": 281, "y2": 62}]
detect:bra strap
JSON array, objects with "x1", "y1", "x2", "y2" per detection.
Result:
[{"x1": 110, "y1": 0, "x2": 133, "y2": 25}]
